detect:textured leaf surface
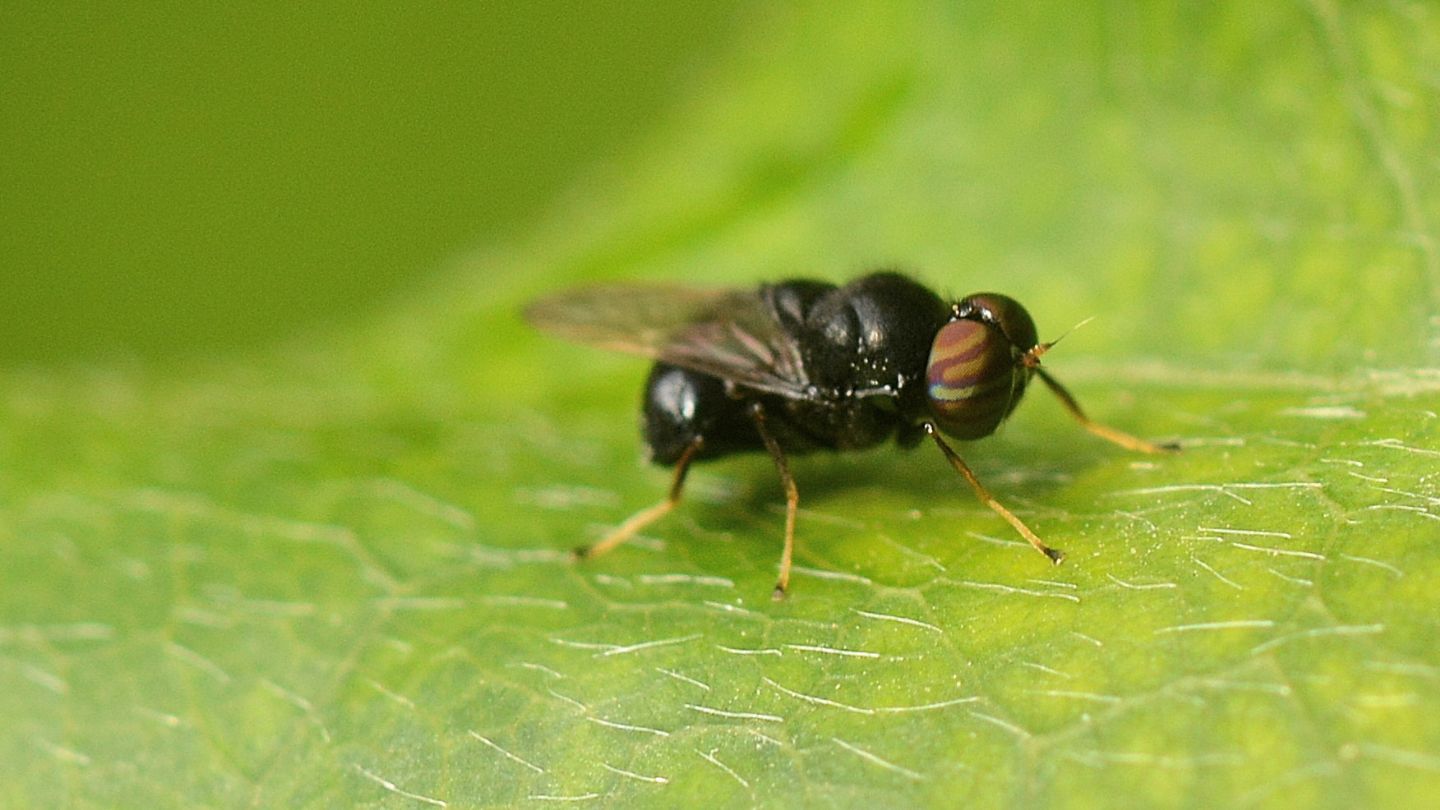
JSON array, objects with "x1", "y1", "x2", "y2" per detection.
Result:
[{"x1": 3, "y1": 2, "x2": 1440, "y2": 807}]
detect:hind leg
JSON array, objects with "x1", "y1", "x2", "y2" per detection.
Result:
[{"x1": 572, "y1": 437, "x2": 702, "y2": 560}]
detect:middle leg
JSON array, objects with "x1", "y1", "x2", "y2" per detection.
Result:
[{"x1": 750, "y1": 403, "x2": 799, "y2": 600}]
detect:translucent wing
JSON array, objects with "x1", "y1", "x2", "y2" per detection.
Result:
[{"x1": 524, "y1": 283, "x2": 813, "y2": 398}]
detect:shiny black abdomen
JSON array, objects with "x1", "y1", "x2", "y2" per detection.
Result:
[
  {"x1": 641, "y1": 272, "x2": 950, "y2": 466},
  {"x1": 642, "y1": 362, "x2": 761, "y2": 464}
]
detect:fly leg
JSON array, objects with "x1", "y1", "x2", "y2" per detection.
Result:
[
  {"x1": 1033, "y1": 368, "x2": 1180, "y2": 454},
  {"x1": 573, "y1": 437, "x2": 702, "y2": 561},
  {"x1": 750, "y1": 403, "x2": 799, "y2": 600},
  {"x1": 923, "y1": 423, "x2": 1063, "y2": 564}
]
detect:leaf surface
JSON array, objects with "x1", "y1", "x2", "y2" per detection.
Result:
[{"x1": 3, "y1": 2, "x2": 1439, "y2": 807}]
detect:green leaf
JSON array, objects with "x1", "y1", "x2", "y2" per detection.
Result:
[{"x1": 4, "y1": 1, "x2": 1439, "y2": 806}]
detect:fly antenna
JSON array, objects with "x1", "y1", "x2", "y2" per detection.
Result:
[{"x1": 1022, "y1": 315, "x2": 1094, "y2": 368}]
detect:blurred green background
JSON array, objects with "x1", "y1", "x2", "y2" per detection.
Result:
[
  {"x1": 1, "y1": 2, "x2": 747, "y2": 367},
  {"x1": 3, "y1": 3, "x2": 1439, "y2": 806}
]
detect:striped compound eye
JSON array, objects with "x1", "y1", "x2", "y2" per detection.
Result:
[{"x1": 926, "y1": 294, "x2": 1039, "y2": 440}]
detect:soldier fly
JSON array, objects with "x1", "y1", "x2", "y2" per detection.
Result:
[{"x1": 526, "y1": 271, "x2": 1176, "y2": 598}]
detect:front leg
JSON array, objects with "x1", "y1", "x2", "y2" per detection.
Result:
[
  {"x1": 923, "y1": 423, "x2": 1064, "y2": 564},
  {"x1": 1033, "y1": 368, "x2": 1179, "y2": 454}
]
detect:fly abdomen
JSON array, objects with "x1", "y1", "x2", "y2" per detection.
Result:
[{"x1": 641, "y1": 362, "x2": 760, "y2": 464}]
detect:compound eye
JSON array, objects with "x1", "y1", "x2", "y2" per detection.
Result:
[
  {"x1": 926, "y1": 318, "x2": 1025, "y2": 440},
  {"x1": 961, "y1": 293, "x2": 1039, "y2": 352}
]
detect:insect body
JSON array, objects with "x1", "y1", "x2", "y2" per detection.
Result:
[{"x1": 526, "y1": 272, "x2": 1175, "y2": 598}]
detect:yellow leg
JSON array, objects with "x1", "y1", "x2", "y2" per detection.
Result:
[
  {"x1": 924, "y1": 423, "x2": 1063, "y2": 564},
  {"x1": 1034, "y1": 368, "x2": 1179, "y2": 454},
  {"x1": 572, "y1": 438, "x2": 702, "y2": 561},
  {"x1": 751, "y1": 404, "x2": 799, "y2": 600}
]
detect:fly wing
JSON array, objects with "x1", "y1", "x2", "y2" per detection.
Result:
[{"x1": 524, "y1": 284, "x2": 813, "y2": 398}]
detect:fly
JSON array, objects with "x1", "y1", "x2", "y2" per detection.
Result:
[{"x1": 526, "y1": 271, "x2": 1177, "y2": 598}]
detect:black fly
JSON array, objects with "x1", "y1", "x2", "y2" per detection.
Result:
[{"x1": 526, "y1": 272, "x2": 1177, "y2": 598}]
